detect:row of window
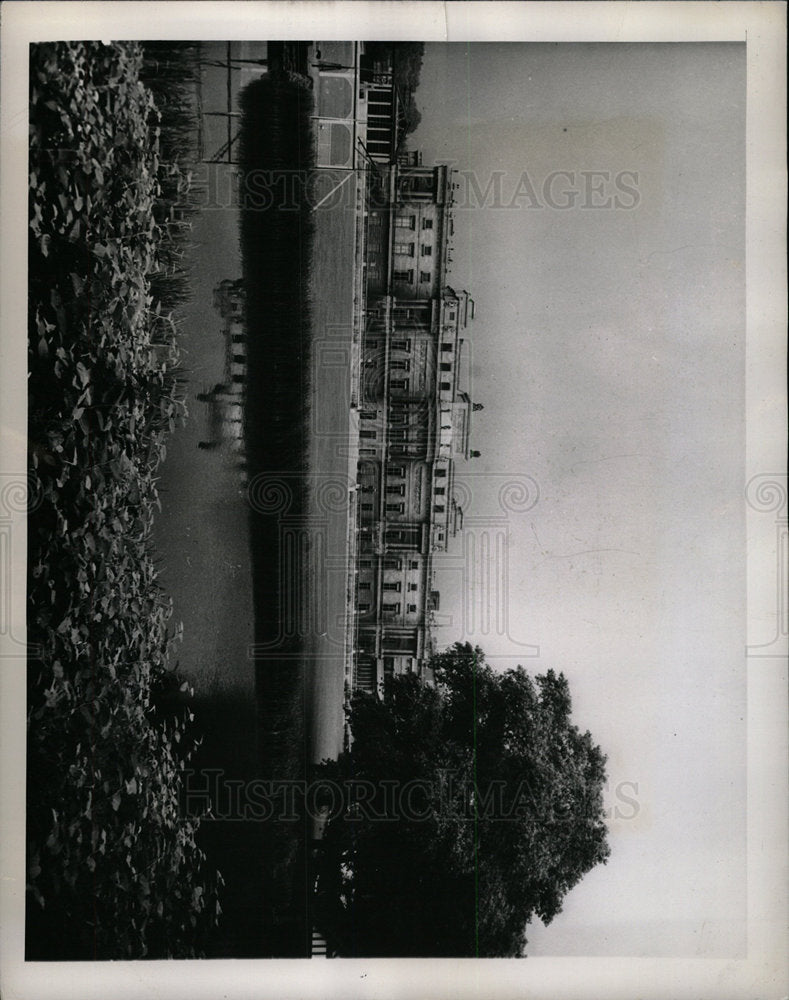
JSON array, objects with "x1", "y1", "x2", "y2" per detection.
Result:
[
  {"x1": 361, "y1": 358, "x2": 410, "y2": 372},
  {"x1": 395, "y1": 215, "x2": 433, "y2": 231},
  {"x1": 360, "y1": 482, "x2": 446, "y2": 497},
  {"x1": 363, "y1": 339, "x2": 454, "y2": 355},
  {"x1": 361, "y1": 464, "x2": 447, "y2": 481},
  {"x1": 393, "y1": 377, "x2": 454, "y2": 392},
  {"x1": 358, "y1": 394, "x2": 449, "y2": 444},
  {"x1": 364, "y1": 360, "x2": 455, "y2": 375},
  {"x1": 363, "y1": 417, "x2": 425, "y2": 433},
  {"x1": 367, "y1": 302, "x2": 456, "y2": 324},
  {"x1": 360, "y1": 501, "x2": 446, "y2": 515},
  {"x1": 358, "y1": 602, "x2": 418, "y2": 615},
  {"x1": 360, "y1": 428, "x2": 435, "y2": 442},
  {"x1": 367, "y1": 306, "x2": 430, "y2": 321},
  {"x1": 365, "y1": 339, "x2": 411, "y2": 352},
  {"x1": 359, "y1": 558, "x2": 420, "y2": 570},
  {"x1": 358, "y1": 581, "x2": 419, "y2": 592},
  {"x1": 393, "y1": 243, "x2": 433, "y2": 258},
  {"x1": 393, "y1": 269, "x2": 432, "y2": 284}
]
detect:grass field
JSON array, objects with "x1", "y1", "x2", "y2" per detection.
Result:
[{"x1": 304, "y1": 176, "x2": 358, "y2": 769}]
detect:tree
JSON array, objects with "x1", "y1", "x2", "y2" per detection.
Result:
[
  {"x1": 365, "y1": 42, "x2": 425, "y2": 139},
  {"x1": 313, "y1": 643, "x2": 610, "y2": 957}
]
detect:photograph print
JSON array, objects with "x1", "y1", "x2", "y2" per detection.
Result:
[{"x1": 17, "y1": 20, "x2": 767, "y2": 973}]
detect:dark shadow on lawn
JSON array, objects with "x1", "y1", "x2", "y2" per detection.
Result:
[{"x1": 238, "y1": 69, "x2": 317, "y2": 957}]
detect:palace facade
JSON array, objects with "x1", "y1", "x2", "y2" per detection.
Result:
[{"x1": 349, "y1": 148, "x2": 476, "y2": 696}]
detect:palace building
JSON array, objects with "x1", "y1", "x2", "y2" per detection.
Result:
[
  {"x1": 349, "y1": 146, "x2": 476, "y2": 696},
  {"x1": 217, "y1": 42, "x2": 478, "y2": 706}
]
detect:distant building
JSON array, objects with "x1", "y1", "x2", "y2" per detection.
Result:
[
  {"x1": 208, "y1": 280, "x2": 247, "y2": 475},
  {"x1": 213, "y1": 278, "x2": 245, "y2": 322}
]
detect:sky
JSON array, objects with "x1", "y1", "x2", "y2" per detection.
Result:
[{"x1": 413, "y1": 43, "x2": 747, "y2": 956}]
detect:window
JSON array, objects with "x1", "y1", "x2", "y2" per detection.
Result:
[
  {"x1": 384, "y1": 558, "x2": 402, "y2": 570},
  {"x1": 434, "y1": 487, "x2": 445, "y2": 496},
  {"x1": 389, "y1": 428, "x2": 406, "y2": 441},
  {"x1": 421, "y1": 218, "x2": 433, "y2": 230},
  {"x1": 360, "y1": 429, "x2": 376, "y2": 440},
  {"x1": 386, "y1": 527, "x2": 417, "y2": 546},
  {"x1": 358, "y1": 602, "x2": 370, "y2": 613},
  {"x1": 440, "y1": 362, "x2": 452, "y2": 372},
  {"x1": 361, "y1": 503, "x2": 373, "y2": 512},
  {"x1": 435, "y1": 468, "x2": 447, "y2": 478},
  {"x1": 394, "y1": 242, "x2": 414, "y2": 256},
  {"x1": 390, "y1": 339, "x2": 411, "y2": 352},
  {"x1": 361, "y1": 484, "x2": 375, "y2": 494},
  {"x1": 359, "y1": 447, "x2": 375, "y2": 456},
  {"x1": 387, "y1": 465, "x2": 405, "y2": 477},
  {"x1": 359, "y1": 559, "x2": 372, "y2": 568},
  {"x1": 440, "y1": 342, "x2": 453, "y2": 352},
  {"x1": 358, "y1": 581, "x2": 371, "y2": 590},
  {"x1": 393, "y1": 269, "x2": 414, "y2": 283},
  {"x1": 449, "y1": 310, "x2": 456, "y2": 320},
  {"x1": 419, "y1": 271, "x2": 431, "y2": 283},
  {"x1": 434, "y1": 504, "x2": 445, "y2": 514},
  {"x1": 386, "y1": 503, "x2": 405, "y2": 515},
  {"x1": 407, "y1": 604, "x2": 417, "y2": 613},
  {"x1": 383, "y1": 581, "x2": 401, "y2": 593},
  {"x1": 382, "y1": 603, "x2": 401, "y2": 614},
  {"x1": 421, "y1": 245, "x2": 432, "y2": 257},
  {"x1": 390, "y1": 378, "x2": 409, "y2": 391},
  {"x1": 396, "y1": 214, "x2": 416, "y2": 229},
  {"x1": 440, "y1": 381, "x2": 451, "y2": 391},
  {"x1": 391, "y1": 359, "x2": 410, "y2": 371},
  {"x1": 408, "y1": 583, "x2": 418, "y2": 592},
  {"x1": 408, "y1": 560, "x2": 419, "y2": 570},
  {"x1": 360, "y1": 409, "x2": 377, "y2": 420}
]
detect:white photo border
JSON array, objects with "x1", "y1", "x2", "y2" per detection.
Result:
[{"x1": 1, "y1": 3, "x2": 786, "y2": 998}]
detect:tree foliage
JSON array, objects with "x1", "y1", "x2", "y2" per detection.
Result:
[
  {"x1": 313, "y1": 643, "x2": 610, "y2": 957},
  {"x1": 27, "y1": 40, "x2": 220, "y2": 959},
  {"x1": 365, "y1": 42, "x2": 424, "y2": 137}
]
